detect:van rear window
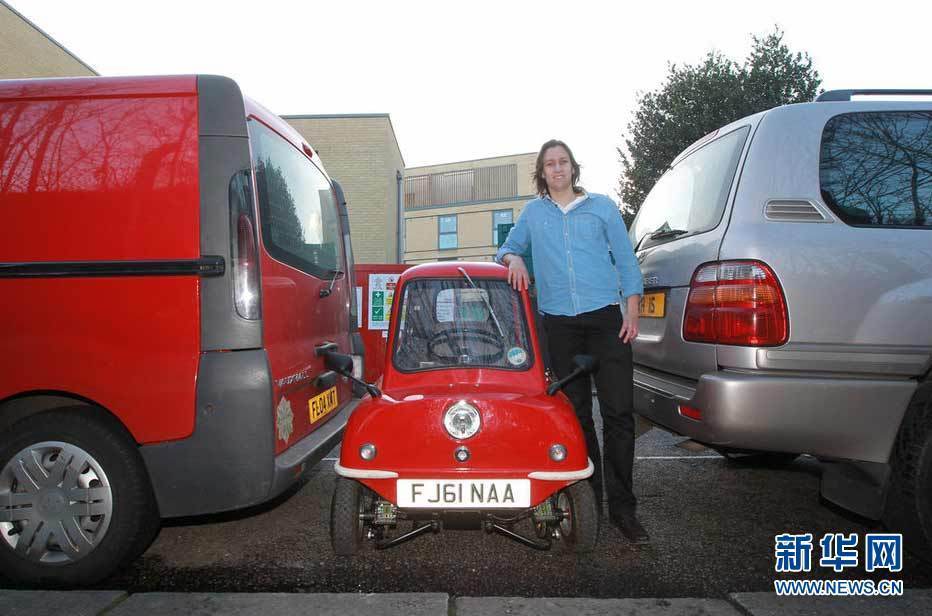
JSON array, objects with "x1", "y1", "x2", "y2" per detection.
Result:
[
  {"x1": 248, "y1": 120, "x2": 344, "y2": 277},
  {"x1": 820, "y1": 112, "x2": 932, "y2": 228}
]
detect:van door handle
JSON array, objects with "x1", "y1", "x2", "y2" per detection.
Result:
[
  {"x1": 314, "y1": 371, "x2": 337, "y2": 390},
  {"x1": 315, "y1": 342, "x2": 338, "y2": 356}
]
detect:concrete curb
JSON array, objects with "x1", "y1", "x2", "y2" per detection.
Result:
[{"x1": 1, "y1": 590, "x2": 930, "y2": 615}]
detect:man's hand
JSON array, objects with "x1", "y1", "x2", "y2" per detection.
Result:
[
  {"x1": 620, "y1": 294, "x2": 641, "y2": 343},
  {"x1": 618, "y1": 314, "x2": 639, "y2": 343},
  {"x1": 503, "y1": 254, "x2": 530, "y2": 291}
]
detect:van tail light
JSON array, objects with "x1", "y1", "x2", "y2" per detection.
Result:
[
  {"x1": 683, "y1": 261, "x2": 788, "y2": 346},
  {"x1": 230, "y1": 171, "x2": 261, "y2": 320}
]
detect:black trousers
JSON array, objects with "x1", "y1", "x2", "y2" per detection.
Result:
[{"x1": 543, "y1": 305, "x2": 636, "y2": 516}]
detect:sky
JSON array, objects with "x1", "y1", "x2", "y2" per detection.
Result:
[{"x1": 11, "y1": 0, "x2": 931, "y2": 205}]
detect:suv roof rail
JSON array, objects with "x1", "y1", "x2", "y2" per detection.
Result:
[{"x1": 816, "y1": 89, "x2": 932, "y2": 102}]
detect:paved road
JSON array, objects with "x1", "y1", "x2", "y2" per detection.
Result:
[{"x1": 68, "y1": 408, "x2": 931, "y2": 598}]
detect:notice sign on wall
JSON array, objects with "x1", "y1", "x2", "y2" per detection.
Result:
[{"x1": 368, "y1": 273, "x2": 401, "y2": 330}]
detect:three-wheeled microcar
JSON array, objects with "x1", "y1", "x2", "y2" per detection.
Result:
[{"x1": 325, "y1": 262, "x2": 600, "y2": 554}]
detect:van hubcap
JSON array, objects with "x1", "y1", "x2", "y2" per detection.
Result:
[{"x1": 1, "y1": 441, "x2": 112, "y2": 564}]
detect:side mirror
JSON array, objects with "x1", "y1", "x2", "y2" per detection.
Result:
[
  {"x1": 324, "y1": 351, "x2": 382, "y2": 398},
  {"x1": 546, "y1": 354, "x2": 600, "y2": 396},
  {"x1": 324, "y1": 351, "x2": 354, "y2": 375}
]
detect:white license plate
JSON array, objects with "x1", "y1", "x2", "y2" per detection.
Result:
[{"x1": 397, "y1": 479, "x2": 531, "y2": 508}]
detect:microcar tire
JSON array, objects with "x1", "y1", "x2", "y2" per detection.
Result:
[
  {"x1": 557, "y1": 481, "x2": 599, "y2": 553},
  {"x1": 882, "y1": 380, "x2": 932, "y2": 565},
  {"x1": 0, "y1": 407, "x2": 160, "y2": 587},
  {"x1": 331, "y1": 477, "x2": 367, "y2": 556}
]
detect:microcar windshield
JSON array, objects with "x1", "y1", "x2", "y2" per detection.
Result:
[{"x1": 392, "y1": 278, "x2": 534, "y2": 372}]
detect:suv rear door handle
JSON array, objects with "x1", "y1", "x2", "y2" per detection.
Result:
[{"x1": 315, "y1": 341, "x2": 338, "y2": 356}]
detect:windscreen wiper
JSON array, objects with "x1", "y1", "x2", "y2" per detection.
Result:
[
  {"x1": 458, "y1": 267, "x2": 505, "y2": 339},
  {"x1": 648, "y1": 228, "x2": 689, "y2": 240}
]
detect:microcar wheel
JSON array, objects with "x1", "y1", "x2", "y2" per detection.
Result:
[
  {"x1": 0, "y1": 408, "x2": 159, "y2": 586},
  {"x1": 883, "y1": 380, "x2": 932, "y2": 564},
  {"x1": 557, "y1": 481, "x2": 599, "y2": 553},
  {"x1": 330, "y1": 477, "x2": 372, "y2": 556}
]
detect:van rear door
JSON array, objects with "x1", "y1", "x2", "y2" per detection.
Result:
[{"x1": 247, "y1": 119, "x2": 352, "y2": 454}]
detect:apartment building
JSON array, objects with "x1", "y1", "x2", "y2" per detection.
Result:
[{"x1": 403, "y1": 153, "x2": 537, "y2": 264}]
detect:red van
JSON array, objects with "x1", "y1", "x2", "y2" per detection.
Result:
[{"x1": 0, "y1": 75, "x2": 363, "y2": 585}]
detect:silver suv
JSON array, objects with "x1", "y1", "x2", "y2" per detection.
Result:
[{"x1": 630, "y1": 89, "x2": 932, "y2": 557}]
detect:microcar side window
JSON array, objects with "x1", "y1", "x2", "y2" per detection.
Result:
[
  {"x1": 632, "y1": 125, "x2": 750, "y2": 249},
  {"x1": 247, "y1": 119, "x2": 345, "y2": 278},
  {"x1": 393, "y1": 279, "x2": 534, "y2": 372},
  {"x1": 820, "y1": 111, "x2": 932, "y2": 228}
]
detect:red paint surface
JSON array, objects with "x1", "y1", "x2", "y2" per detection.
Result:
[
  {"x1": 355, "y1": 263, "x2": 411, "y2": 383},
  {"x1": 0, "y1": 76, "x2": 200, "y2": 443},
  {"x1": 340, "y1": 262, "x2": 588, "y2": 507}
]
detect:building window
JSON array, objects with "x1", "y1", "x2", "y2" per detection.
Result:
[
  {"x1": 492, "y1": 209, "x2": 514, "y2": 246},
  {"x1": 439, "y1": 215, "x2": 457, "y2": 249}
]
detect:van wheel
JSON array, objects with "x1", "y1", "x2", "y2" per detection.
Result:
[
  {"x1": 883, "y1": 381, "x2": 932, "y2": 564},
  {"x1": 330, "y1": 478, "x2": 371, "y2": 556},
  {"x1": 0, "y1": 408, "x2": 159, "y2": 586},
  {"x1": 556, "y1": 481, "x2": 599, "y2": 553}
]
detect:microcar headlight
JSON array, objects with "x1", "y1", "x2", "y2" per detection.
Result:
[
  {"x1": 549, "y1": 444, "x2": 567, "y2": 462},
  {"x1": 359, "y1": 443, "x2": 377, "y2": 460},
  {"x1": 443, "y1": 401, "x2": 481, "y2": 440}
]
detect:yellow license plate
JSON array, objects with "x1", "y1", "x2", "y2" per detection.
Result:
[
  {"x1": 309, "y1": 386, "x2": 339, "y2": 423},
  {"x1": 639, "y1": 292, "x2": 665, "y2": 318}
]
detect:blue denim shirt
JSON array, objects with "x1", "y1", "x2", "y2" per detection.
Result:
[{"x1": 495, "y1": 192, "x2": 643, "y2": 316}]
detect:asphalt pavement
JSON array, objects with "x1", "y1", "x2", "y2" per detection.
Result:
[{"x1": 3, "y1": 400, "x2": 932, "y2": 614}]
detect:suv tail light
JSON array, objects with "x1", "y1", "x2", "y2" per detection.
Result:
[
  {"x1": 230, "y1": 171, "x2": 261, "y2": 320},
  {"x1": 683, "y1": 261, "x2": 788, "y2": 346}
]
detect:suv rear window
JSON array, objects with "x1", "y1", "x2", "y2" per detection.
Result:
[
  {"x1": 820, "y1": 111, "x2": 932, "y2": 228},
  {"x1": 632, "y1": 125, "x2": 750, "y2": 250},
  {"x1": 248, "y1": 119, "x2": 344, "y2": 277}
]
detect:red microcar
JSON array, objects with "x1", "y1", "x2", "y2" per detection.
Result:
[{"x1": 325, "y1": 261, "x2": 600, "y2": 554}]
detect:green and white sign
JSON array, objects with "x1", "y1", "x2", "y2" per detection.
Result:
[{"x1": 368, "y1": 273, "x2": 400, "y2": 330}]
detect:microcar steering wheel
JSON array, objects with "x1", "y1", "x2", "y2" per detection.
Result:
[{"x1": 427, "y1": 328, "x2": 506, "y2": 364}]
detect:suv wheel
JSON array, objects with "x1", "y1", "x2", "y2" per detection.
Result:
[
  {"x1": 0, "y1": 407, "x2": 159, "y2": 586},
  {"x1": 883, "y1": 380, "x2": 932, "y2": 564}
]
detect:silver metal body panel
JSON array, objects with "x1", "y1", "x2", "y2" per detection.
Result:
[
  {"x1": 632, "y1": 99, "x2": 932, "y2": 463},
  {"x1": 634, "y1": 366, "x2": 916, "y2": 463},
  {"x1": 632, "y1": 114, "x2": 765, "y2": 380}
]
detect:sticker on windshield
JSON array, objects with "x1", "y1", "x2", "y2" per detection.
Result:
[{"x1": 507, "y1": 347, "x2": 528, "y2": 366}]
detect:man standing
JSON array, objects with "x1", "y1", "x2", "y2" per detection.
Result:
[{"x1": 496, "y1": 139, "x2": 647, "y2": 542}]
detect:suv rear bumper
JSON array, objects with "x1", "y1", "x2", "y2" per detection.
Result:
[
  {"x1": 633, "y1": 365, "x2": 916, "y2": 464},
  {"x1": 141, "y1": 350, "x2": 358, "y2": 518}
]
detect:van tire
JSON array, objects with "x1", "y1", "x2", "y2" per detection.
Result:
[
  {"x1": 330, "y1": 477, "x2": 367, "y2": 556},
  {"x1": 883, "y1": 381, "x2": 932, "y2": 564},
  {"x1": 0, "y1": 408, "x2": 159, "y2": 586},
  {"x1": 557, "y1": 481, "x2": 599, "y2": 553}
]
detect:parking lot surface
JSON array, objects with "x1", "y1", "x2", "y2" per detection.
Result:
[{"x1": 78, "y1": 409, "x2": 932, "y2": 598}]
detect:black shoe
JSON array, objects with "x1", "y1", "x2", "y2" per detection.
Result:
[{"x1": 612, "y1": 512, "x2": 650, "y2": 543}]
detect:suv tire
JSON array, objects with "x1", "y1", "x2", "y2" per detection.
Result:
[{"x1": 883, "y1": 380, "x2": 932, "y2": 564}]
